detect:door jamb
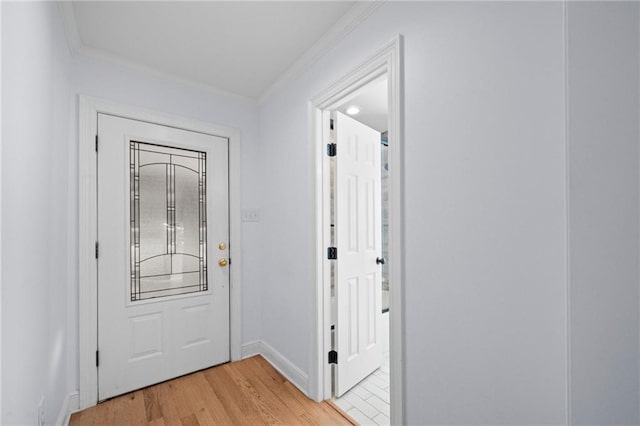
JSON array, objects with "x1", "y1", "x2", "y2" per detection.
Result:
[
  {"x1": 78, "y1": 96, "x2": 242, "y2": 409},
  {"x1": 309, "y1": 35, "x2": 404, "y2": 424}
]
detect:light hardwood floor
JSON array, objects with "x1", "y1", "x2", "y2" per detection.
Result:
[{"x1": 70, "y1": 356, "x2": 354, "y2": 426}]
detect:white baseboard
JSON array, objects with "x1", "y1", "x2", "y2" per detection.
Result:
[
  {"x1": 56, "y1": 391, "x2": 79, "y2": 426},
  {"x1": 240, "y1": 340, "x2": 262, "y2": 359},
  {"x1": 241, "y1": 340, "x2": 309, "y2": 396}
]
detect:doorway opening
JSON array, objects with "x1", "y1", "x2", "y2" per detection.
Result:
[
  {"x1": 309, "y1": 36, "x2": 403, "y2": 425},
  {"x1": 78, "y1": 96, "x2": 243, "y2": 409},
  {"x1": 96, "y1": 113, "x2": 231, "y2": 401},
  {"x1": 330, "y1": 75, "x2": 390, "y2": 424}
]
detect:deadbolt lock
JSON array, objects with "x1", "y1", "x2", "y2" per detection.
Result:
[{"x1": 218, "y1": 242, "x2": 227, "y2": 250}]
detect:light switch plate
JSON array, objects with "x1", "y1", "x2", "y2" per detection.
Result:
[{"x1": 242, "y1": 208, "x2": 260, "y2": 222}]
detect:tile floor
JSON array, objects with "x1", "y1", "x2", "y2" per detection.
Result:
[{"x1": 333, "y1": 313, "x2": 390, "y2": 425}]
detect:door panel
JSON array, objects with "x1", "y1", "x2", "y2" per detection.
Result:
[
  {"x1": 335, "y1": 112, "x2": 382, "y2": 396},
  {"x1": 97, "y1": 114, "x2": 230, "y2": 400}
]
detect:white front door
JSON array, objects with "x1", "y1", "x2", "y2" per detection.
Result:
[
  {"x1": 334, "y1": 112, "x2": 383, "y2": 397},
  {"x1": 97, "y1": 113, "x2": 230, "y2": 400}
]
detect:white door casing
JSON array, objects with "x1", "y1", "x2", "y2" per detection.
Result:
[
  {"x1": 334, "y1": 111, "x2": 383, "y2": 397},
  {"x1": 97, "y1": 113, "x2": 230, "y2": 400},
  {"x1": 311, "y1": 35, "x2": 402, "y2": 424},
  {"x1": 79, "y1": 97, "x2": 242, "y2": 409}
]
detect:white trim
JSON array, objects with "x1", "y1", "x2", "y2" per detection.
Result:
[
  {"x1": 58, "y1": 2, "x2": 381, "y2": 105},
  {"x1": 636, "y1": 1, "x2": 640, "y2": 421},
  {"x1": 78, "y1": 95, "x2": 242, "y2": 409},
  {"x1": 241, "y1": 341, "x2": 310, "y2": 396},
  {"x1": 240, "y1": 340, "x2": 263, "y2": 359},
  {"x1": 55, "y1": 391, "x2": 79, "y2": 426},
  {"x1": 0, "y1": 1, "x2": 3, "y2": 421},
  {"x1": 57, "y1": 3, "x2": 255, "y2": 106},
  {"x1": 259, "y1": 1, "x2": 383, "y2": 104},
  {"x1": 229, "y1": 125, "x2": 243, "y2": 363},
  {"x1": 563, "y1": 2, "x2": 572, "y2": 425},
  {"x1": 76, "y1": 43, "x2": 256, "y2": 106},
  {"x1": 309, "y1": 36, "x2": 404, "y2": 425},
  {"x1": 57, "y1": 2, "x2": 82, "y2": 54}
]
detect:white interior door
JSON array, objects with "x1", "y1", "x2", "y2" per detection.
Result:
[
  {"x1": 97, "y1": 113, "x2": 230, "y2": 400},
  {"x1": 335, "y1": 111, "x2": 383, "y2": 397}
]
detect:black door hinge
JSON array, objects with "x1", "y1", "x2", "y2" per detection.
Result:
[
  {"x1": 327, "y1": 143, "x2": 336, "y2": 157},
  {"x1": 330, "y1": 118, "x2": 334, "y2": 130},
  {"x1": 327, "y1": 247, "x2": 337, "y2": 260},
  {"x1": 95, "y1": 242, "x2": 99, "y2": 259},
  {"x1": 328, "y1": 350, "x2": 338, "y2": 364},
  {"x1": 96, "y1": 350, "x2": 99, "y2": 367},
  {"x1": 95, "y1": 134, "x2": 98, "y2": 152}
]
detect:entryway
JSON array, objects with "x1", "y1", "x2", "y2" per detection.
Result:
[
  {"x1": 328, "y1": 77, "x2": 391, "y2": 425},
  {"x1": 78, "y1": 97, "x2": 243, "y2": 409},
  {"x1": 97, "y1": 114, "x2": 230, "y2": 400},
  {"x1": 309, "y1": 36, "x2": 403, "y2": 425}
]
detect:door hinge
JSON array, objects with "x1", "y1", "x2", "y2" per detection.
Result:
[
  {"x1": 95, "y1": 134, "x2": 98, "y2": 152},
  {"x1": 327, "y1": 143, "x2": 336, "y2": 157},
  {"x1": 328, "y1": 350, "x2": 338, "y2": 364},
  {"x1": 330, "y1": 118, "x2": 334, "y2": 131},
  {"x1": 327, "y1": 247, "x2": 337, "y2": 260},
  {"x1": 96, "y1": 350, "x2": 99, "y2": 367},
  {"x1": 95, "y1": 242, "x2": 99, "y2": 259}
]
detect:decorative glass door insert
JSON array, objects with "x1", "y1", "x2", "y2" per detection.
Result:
[{"x1": 130, "y1": 141, "x2": 207, "y2": 301}]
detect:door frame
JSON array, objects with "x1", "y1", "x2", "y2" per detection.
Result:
[
  {"x1": 78, "y1": 96, "x2": 242, "y2": 409},
  {"x1": 309, "y1": 35, "x2": 404, "y2": 424}
]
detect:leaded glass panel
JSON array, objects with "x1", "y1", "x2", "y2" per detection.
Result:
[{"x1": 130, "y1": 141, "x2": 207, "y2": 301}]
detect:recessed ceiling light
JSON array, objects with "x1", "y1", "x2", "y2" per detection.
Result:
[{"x1": 346, "y1": 106, "x2": 360, "y2": 115}]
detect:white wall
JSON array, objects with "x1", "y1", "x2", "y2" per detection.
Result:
[
  {"x1": 259, "y1": 2, "x2": 568, "y2": 423},
  {"x1": 401, "y1": 3, "x2": 567, "y2": 423},
  {"x1": 67, "y1": 53, "x2": 263, "y2": 392},
  {"x1": 568, "y1": 2, "x2": 640, "y2": 424},
  {"x1": 1, "y1": 2, "x2": 73, "y2": 424},
  {"x1": 257, "y1": 2, "x2": 636, "y2": 424},
  {"x1": 0, "y1": 0, "x2": 4, "y2": 420},
  {"x1": 1, "y1": 2, "x2": 264, "y2": 421},
  {"x1": 2, "y1": 1, "x2": 639, "y2": 424}
]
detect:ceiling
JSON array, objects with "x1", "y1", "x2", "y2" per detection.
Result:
[
  {"x1": 336, "y1": 75, "x2": 388, "y2": 132},
  {"x1": 61, "y1": 1, "x2": 380, "y2": 102}
]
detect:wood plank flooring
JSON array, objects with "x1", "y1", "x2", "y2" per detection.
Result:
[{"x1": 69, "y1": 355, "x2": 355, "y2": 426}]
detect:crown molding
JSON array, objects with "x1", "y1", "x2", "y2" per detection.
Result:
[
  {"x1": 58, "y1": 2, "x2": 83, "y2": 53},
  {"x1": 259, "y1": 1, "x2": 384, "y2": 104},
  {"x1": 57, "y1": 1, "x2": 382, "y2": 105},
  {"x1": 57, "y1": 2, "x2": 257, "y2": 106},
  {"x1": 78, "y1": 42, "x2": 258, "y2": 106}
]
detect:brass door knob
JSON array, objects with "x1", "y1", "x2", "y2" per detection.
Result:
[{"x1": 218, "y1": 258, "x2": 228, "y2": 267}]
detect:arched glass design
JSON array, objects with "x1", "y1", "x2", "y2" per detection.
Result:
[{"x1": 130, "y1": 141, "x2": 207, "y2": 301}]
